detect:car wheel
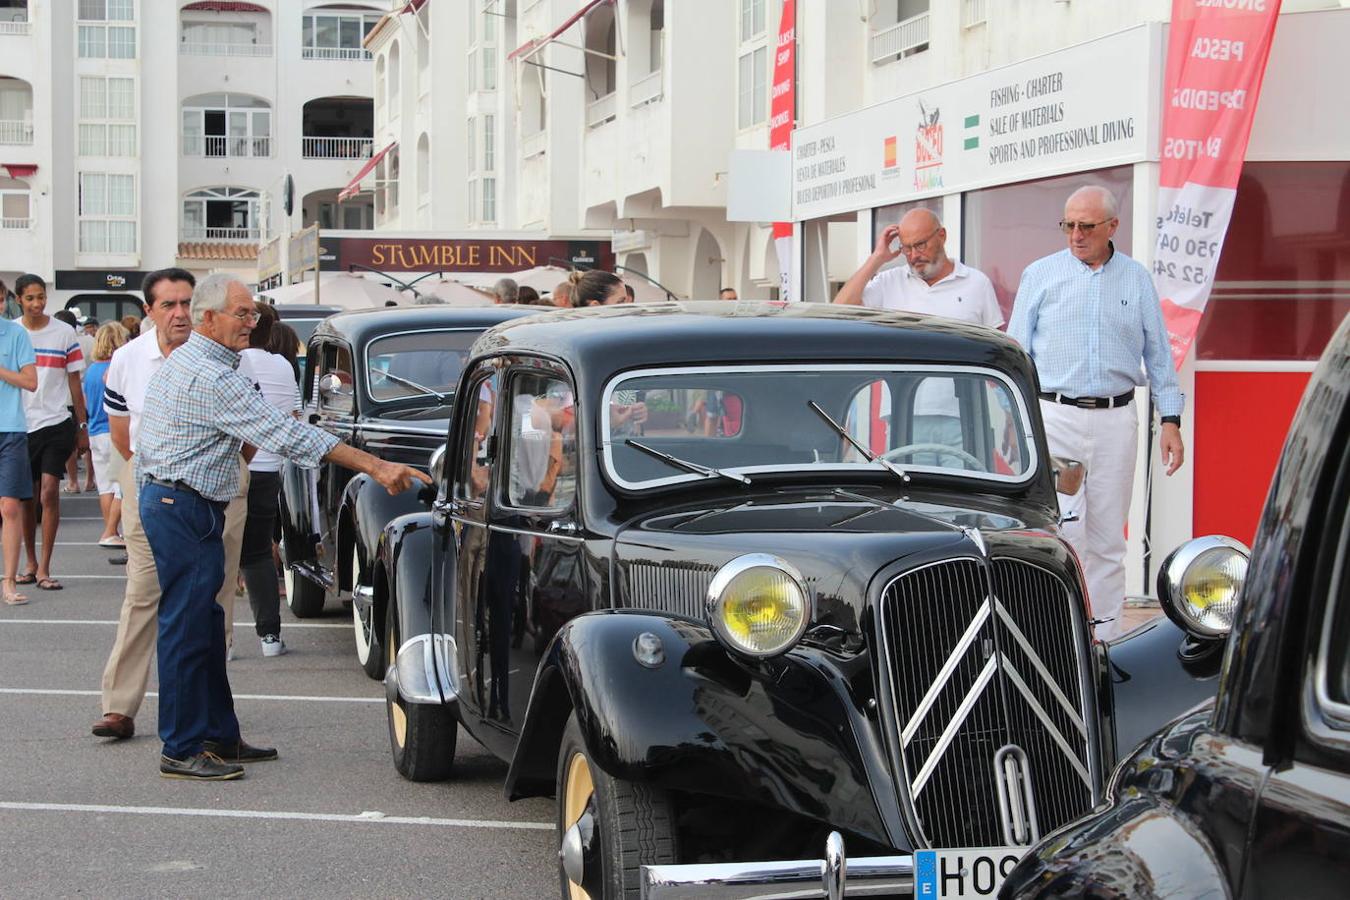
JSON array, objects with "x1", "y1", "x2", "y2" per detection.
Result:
[
  {"x1": 351, "y1": 542, "x2": 384, "y2": 679},
  {"x1": 280, "y1": 535, "x2": 326, "y2": 618},
  {"x1": 385, "y1": 605, "x2": 456, "y2": 782},
  {"x1": 556, "y1": 713, "x2": 677, "y2": 900}
]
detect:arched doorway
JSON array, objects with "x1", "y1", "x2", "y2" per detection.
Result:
[{"x1": 691, "y1": 228, "x2": 723, "y2": 301}]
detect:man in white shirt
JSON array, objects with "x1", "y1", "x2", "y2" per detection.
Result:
[
  {"x1": 834, "y1": 209, "x2": 1004, "y2": 462},
  {"x1": 91, "y1": 268, "x2": 251, "y2": 740},
  {"x1": 16, "y1": 275, "x2": 87, "y2": 591}
]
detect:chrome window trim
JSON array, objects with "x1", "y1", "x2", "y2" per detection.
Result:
[
  {"x1": 1305, "y1": 499, "x2": 1350, "y2": 750},
  {"x1": 599, "y1": 363, "x2": 1039, "y2": 492},
  {"x1": 361, "y1": 327, "x2": 481, "y2": 405}
]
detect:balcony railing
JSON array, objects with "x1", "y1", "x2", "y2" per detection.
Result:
[
  {"x1": 963, "y1": 0, "x2": 988, "y2": 28},
  {"x1": 179, "y1": 40, "x2": 274, "y2": 57},
  {"x1": 871, "y1": 12, "x2": 930, "y2": 65},
  {"x1": 181, "y1": 226, "x2": 260, "y2": 242},
  {"x1": 1, "y1": 216, "x2": 31, "y2": 229},
  {"x1": 0, "y1": 120, "x2": 33, "y2": 144},
  {"x1": 182, "y1": 135, "x2": 273, "y2": 158},
  {"x1": 630, "y1": 69, "x2": 663, "y2": 107},
  {"x1": 303, "y1": 136, "x2": 374, "y2": 159},
  {"x1": 586, "y1": 92, "x2": 617, "y2": 129},
  {"x1": 521, "y1": 129, "x2": 547, "y2": 160},
  {"x1": 0, "y1": 19, "x2": 30, "y2": 36},
  {"x1": 302, "y1": 46, "x2": 371, "y2": 61}
]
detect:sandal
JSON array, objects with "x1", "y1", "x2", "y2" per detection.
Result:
[
  {"x1": 2, "y1": 578, "x2": 28, "y2": 606},
  {"x1": 36, "y1": 577, "x2": 63, "y2": 591},
  {"x1": 98, "y1": 536, "x2": 126, "y2": 548},
  {"x1": 15, "y1": 572, "x2": 36, "y2": 585}
]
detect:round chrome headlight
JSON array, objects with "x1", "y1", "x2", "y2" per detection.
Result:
[
  {"x1": 1157, "y1": 536, "x2": 1249, "y2": 639},
  {"x1": 706, "y1": 554, "x2": 811, "y2": 658}
]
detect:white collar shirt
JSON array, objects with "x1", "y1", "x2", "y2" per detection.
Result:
[
  {"x1": 101, "y1": 330, "x2": 167, "y2": 454},
  {"x1": 861, "y1": 260, "x2": 1005, "y2": 328}
]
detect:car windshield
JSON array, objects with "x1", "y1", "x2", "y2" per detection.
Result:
[
  {"x1": 602, "y1": 365, "x2": 1035, "y2": 489},
  {"x1": 365, "y1": 329, "x2": 479, "y2": 402}
]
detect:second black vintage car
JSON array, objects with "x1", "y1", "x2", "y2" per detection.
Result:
[
  {"x1": 278, "y1": 303, "x2": 532, "y2": 677},
  {"x1": 373, "y1": 302, "x2": 1236, "y2": 898}
]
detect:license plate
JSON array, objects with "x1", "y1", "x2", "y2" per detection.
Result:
[{"x1": 914, "y1": 847, "x2": 1025, "y2": 899}]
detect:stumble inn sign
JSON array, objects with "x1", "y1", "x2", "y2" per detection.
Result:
[{"x1": 319, "y1": 235, "x2": 614, "y2": 274}]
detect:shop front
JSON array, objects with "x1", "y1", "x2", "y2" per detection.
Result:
[{"x1": 788, "y1": 9, "x2": 1350, "y2": 596}]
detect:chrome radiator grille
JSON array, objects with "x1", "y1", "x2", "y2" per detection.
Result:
[
  {"x1": 878, "y1": 557, "x2": 1094, "y2": 849},
  {"x1": 623, "y1": 561, "x2": 717, "y2": 620}
]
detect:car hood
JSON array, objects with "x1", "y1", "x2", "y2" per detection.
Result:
[{"x1": 611, "y1": 486, "x2": 1064, "y2": 636}]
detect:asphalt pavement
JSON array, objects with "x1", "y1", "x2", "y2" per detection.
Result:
[{"x1": 0, "y1": 491, "x2": 557, "y2": 899}]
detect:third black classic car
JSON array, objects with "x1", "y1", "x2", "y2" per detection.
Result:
[
  {"x1": 372, "y1": 301, "x2": 1236, "y2": 898},
  {"x1": 278, "y1": 303, "x2": 532, "y2": 677},
  {"x1": 999, "y1": 313, "x2": 1350, "y2": 899}
]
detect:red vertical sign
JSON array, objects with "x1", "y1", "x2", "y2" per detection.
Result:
[
  {"x1": 769, "y1": 0, "x2": 796, "y2": 299},
  {"x1": 1154, "y1": 0, "x2": 1282, "y2": 368}
]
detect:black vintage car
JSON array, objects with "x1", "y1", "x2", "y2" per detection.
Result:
[
  {"x1": 374, "y1": 302, "x2": 1232, "y2": 898},
  {"x1": 1000, "y1": 313, "x2": 1350, "y2": 900},
  {"x1": 278, "y1": 304, "x2": 532, "y2": 677}
]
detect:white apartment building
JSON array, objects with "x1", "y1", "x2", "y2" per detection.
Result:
[{"x1": 0, "y1": 0, "x2": 392, "y2": 319}]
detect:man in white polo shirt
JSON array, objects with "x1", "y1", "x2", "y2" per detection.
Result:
[
  {"x1": 834, "y1": 208, "x2": 1004, "y2": 460},
  {"x1": 91, "y1": 268, "x2": 251, "y2": 741}
]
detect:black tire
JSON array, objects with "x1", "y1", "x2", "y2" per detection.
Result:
[
  {"x1": 351, "y1": 543, "x2": 384, "y2": 680},
  {"x1": 556, "y1": 713, "x2": 677, "y2": 900},
  {"x1": 281, "y1": 535, "x2": 326, "y2": 618},
  {"x1": 385, "y1": 606, "x2": 456, "y2": 782}
]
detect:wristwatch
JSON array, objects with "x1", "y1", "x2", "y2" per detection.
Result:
[{"x1": 1160, "y1": 415, "x2": 1181, "y2": 428}]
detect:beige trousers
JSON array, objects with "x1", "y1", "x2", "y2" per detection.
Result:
[{"x1": 99, "y1": 455, "x2": 250, "y2": 719}]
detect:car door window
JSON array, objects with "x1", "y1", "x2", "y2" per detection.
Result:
[
  {"x1": 505, "y1": 372, "x2": 577, "y2": 511},
  {"x1": 1313, "y1": 441, "x2": 1350, "y2": 732},
  {"x1": 456, "y1": 370, "x2": 499, "y2": 504},
  {"x1": 317, "y1": 342, "x2": 355, "y2": 415}
]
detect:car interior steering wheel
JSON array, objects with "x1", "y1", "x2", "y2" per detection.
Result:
[{"x1": 880, "y1": 442, "x2": 987, "y2": 471}]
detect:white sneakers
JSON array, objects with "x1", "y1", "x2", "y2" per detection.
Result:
[{"x1": 261, "y1": 634, "x2": 288, "y2": 657}]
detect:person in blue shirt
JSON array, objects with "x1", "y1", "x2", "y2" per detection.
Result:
[
  {"x1": 0, "y1": 316, "x2": 37, "y2": 604},
  {"x1": 1009, "y1": 185, "x2": 1185, "y2": 640},
  {"x1": 84, "y1": 321, "x2": 130, "y2": 548}
]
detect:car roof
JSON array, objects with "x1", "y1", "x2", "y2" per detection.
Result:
[
  {"x1": 311, "y1": 304, "x2": 539, "y2": 344},
  {"x1": 478, "y1": 301, "x2": 1038, "y2": 386},
  {"x1": 272, "y1": 304, "x2": 344, "y2": 318}
]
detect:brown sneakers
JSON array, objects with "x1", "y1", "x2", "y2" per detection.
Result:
[{"x1": 91, "y1": 713, "x2": 134, "y2": 739}]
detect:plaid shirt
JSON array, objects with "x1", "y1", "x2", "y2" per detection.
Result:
[
  {"x1": 1008, "y1": 246, "x2": 1184, "y2": 417},
  {"x1": 137, "y1": 331, "x2": 338, "y2": 501}
]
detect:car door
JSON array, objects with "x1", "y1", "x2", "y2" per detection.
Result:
[
  {"x1": 313, "y1": 339, "x2": 358, "y2": 567},
  {"x1": 487, "y1": 364, "x2": 587, "y2": 737},
  {"x1": 1242, "y1": 440, "x2": 1350, "y2": 899}
]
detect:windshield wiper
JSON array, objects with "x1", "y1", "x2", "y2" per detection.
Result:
[
  {"x1": 624, "y1": 439, "x2": 752, "y2": 486},
  {"x1": 807, "y1": 400, "x2": 911, "y2": 483},
  {"x1": 368, "y1": 367, "x2": 450, "y2": 404}
]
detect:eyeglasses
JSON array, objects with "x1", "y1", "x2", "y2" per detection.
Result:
[
  {"x1": 222, "y1": 309, "x2": 262, "y2": 325},
  {"x1": 1058, "y1": 219, "x2": 1114, "y2": 235},
  {"x1": 898, "y1": 227, "x2": 941, "y2": 256}
]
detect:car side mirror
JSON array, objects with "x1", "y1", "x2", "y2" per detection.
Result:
[
  {"x1": 1052, "y1": 456, "x2": 1086, "y2": 496},
  {"x1": 318, "y1": 372, "x2": 347, "y2": 401}
]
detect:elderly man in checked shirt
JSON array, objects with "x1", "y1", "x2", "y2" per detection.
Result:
[
  {"x1": 136, "y1": 274, "x2": 428, "y2": 781},
  {"x1": 1009, "y1": 185, "x2": 1184, "y2": 642}
]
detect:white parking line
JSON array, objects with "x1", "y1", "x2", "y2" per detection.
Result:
[
  {"x1": 0, "y1": 688, "x2": 382, "y2": 704},
  {"x1": 0, "y1": 801, "x2": 552, "y2": 831},
  {"x1": 0, "y1": 619, "x2": 347, "y2": 629},
  {"x1": 13, "y1": 575, "x2": 124, "y2": 579}
]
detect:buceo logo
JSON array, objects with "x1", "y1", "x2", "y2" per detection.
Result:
[{"x1": 915, "y1": 99, "x2": 944, "y2": 191}]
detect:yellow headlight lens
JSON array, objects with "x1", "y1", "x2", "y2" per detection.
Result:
[
  {"x1": 1178, "y1": 547, "x2": 1247, "y2": 635},
  {"x1": 708, "y1": 556, "x2": 809, "y2": 657}
]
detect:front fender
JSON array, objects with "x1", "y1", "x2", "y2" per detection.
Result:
[
  {"x1": 1102, "y1": 615, "x2": 1223, "y2": 762},
  {"x1": 279, "y1": 462, "x2": 318, "y2": 560},
  {"x1": 505, "y1": 612, "x2": 903, "y2": 850},
  {"x1": 341, "y1": 473, "x2": 429, "y2": 591},
  {"x1": 377, "y1": 512, "x2": 444, "y2": 698}
]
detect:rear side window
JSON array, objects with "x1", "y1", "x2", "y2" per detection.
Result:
[{"x1": 504, "y1": 372, "x2": 577, "y2": 511}]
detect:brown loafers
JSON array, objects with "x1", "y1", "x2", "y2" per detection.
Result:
[{"x1": 91, "y1": 712, "x2": 135, "y2": 739}]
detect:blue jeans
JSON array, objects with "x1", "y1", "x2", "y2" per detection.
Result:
[{"x1": 140, "y1": 482, "x2": 240, "y2": 760}]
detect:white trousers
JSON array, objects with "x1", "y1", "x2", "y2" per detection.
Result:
[{"x1": 1039, "y1": 400, "x2": 1138, "y2": 641}]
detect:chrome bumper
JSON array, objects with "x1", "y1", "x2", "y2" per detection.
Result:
[{"x1": 641, "y1": 832, "x2": 914, "y2": 899}]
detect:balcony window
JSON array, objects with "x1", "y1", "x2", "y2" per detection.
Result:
[
  {"x1": 0, "y1": 1, "x2": 29, "y2": 34},
  {"x1": 871, "y1": 0, "x2": 930, "y2": 65},
  {"x1": 1, "y1": 183, "x2": 30, "y2": 229},
  {"x1": 302, "y1": 96, "x2": 373, "y2": 159},
  {"x1": 182, "y1": 93, "x2": 271, "y2": 158},
  {"x1": 0, "y1": 76, "x2": 32, "y2": 145},
  {"x1": 78, "y1": 0, "x2": 135, "y2": 59},
  {"x1": 79, "y1": 76, "x2": 136, "y2": 157},
  {"x1": 180, "y1": 18, "x2": 270, "y2": 57},
  {"x1": 182, "y1": 187, "x2": 261, "y2": 241},
  {"x1": 301, "y1": 12, "x2": 377, "y2": 60},
  {"x1": 79, "y1": 172, "x2": 136, "y2": 254}
]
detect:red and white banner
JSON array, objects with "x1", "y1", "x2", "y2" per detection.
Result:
[
  {"x1": 1155, "y1": 0, "x2": 1282, "y2": 368},
  {"x1": 769, "y1": 0, "x2": 796, "y2": 300}
]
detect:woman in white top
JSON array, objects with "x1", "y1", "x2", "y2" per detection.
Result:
[{"x1": 235, "y1": 302, "x2": 301, "y2": 658}]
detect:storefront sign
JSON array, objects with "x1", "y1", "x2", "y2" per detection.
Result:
[
  {"x1": 53, "y1": 270, "x2": 149, "y2": 292},
  {"x1": 257, "y1": 235, "x2": 282, "y2": 282},
  {"x1": 770, "y1": 0, "x2": 796, "y2": 299},
  {"x1": 319, "y1": 236, "x2": 614, "y2": 273},
  {"x1": 792, "y1": 25, "x2": 1160, "y2": 221},
  {"x1": 1154, "y1": 0, "x2": 1282, "y2": 368},
  {"x1": 288, "y1": 224, "x2": 321, "y2": 281}
]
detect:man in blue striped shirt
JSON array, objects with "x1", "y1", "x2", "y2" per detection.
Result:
[
  {"x1": 1009, "y1": 186, "x2": 1185, "y2": 640},
  {"x1": 136, "y1": 274, "x2": 429, "y2": 780}
]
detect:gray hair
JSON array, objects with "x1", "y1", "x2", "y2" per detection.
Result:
[
  {"x1": 191, "y1": 273, "x2": 246, "y2": 326},
  {"x1": 492, "y1": 277, "x2": 519, "y2": 303},
  {"x1": 414, "y1": 293, "x2": 445, "y2": 305},
  {"x1": 1067, "y1": 185, "x2": 1118, "y2": 219}
]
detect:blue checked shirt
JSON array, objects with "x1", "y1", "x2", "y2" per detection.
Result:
[
  {"x1": 136, "y1": 331, "x2": 338, "y2": 501},
  {"x1": 1008, "y1": 246, "x2": 1184, "y2": 417}
]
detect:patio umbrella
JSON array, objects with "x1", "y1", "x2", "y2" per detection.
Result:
[
  {"x1": 458, "y1": 265, "x2": 672, "y2": 303},
  {"x1": 404, "y1": 279, "x2": 497, "y2": 307},
  {"x1": 259, "y1": 273, "x2": 405, "y2": 310}
]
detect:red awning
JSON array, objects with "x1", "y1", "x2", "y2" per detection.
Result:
[
  {"x1": 182, "y1": 1, "x2": 269, "y2": 11},
  {"x1": 3, "y1": 164, "x2": 37, "y2": 178},
  {"x1": 337, "y1": 142, "x2": 396, "y2": 202},
  {"x1": 507, "y1": 0, "x2": 610, "y2": 62}
]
